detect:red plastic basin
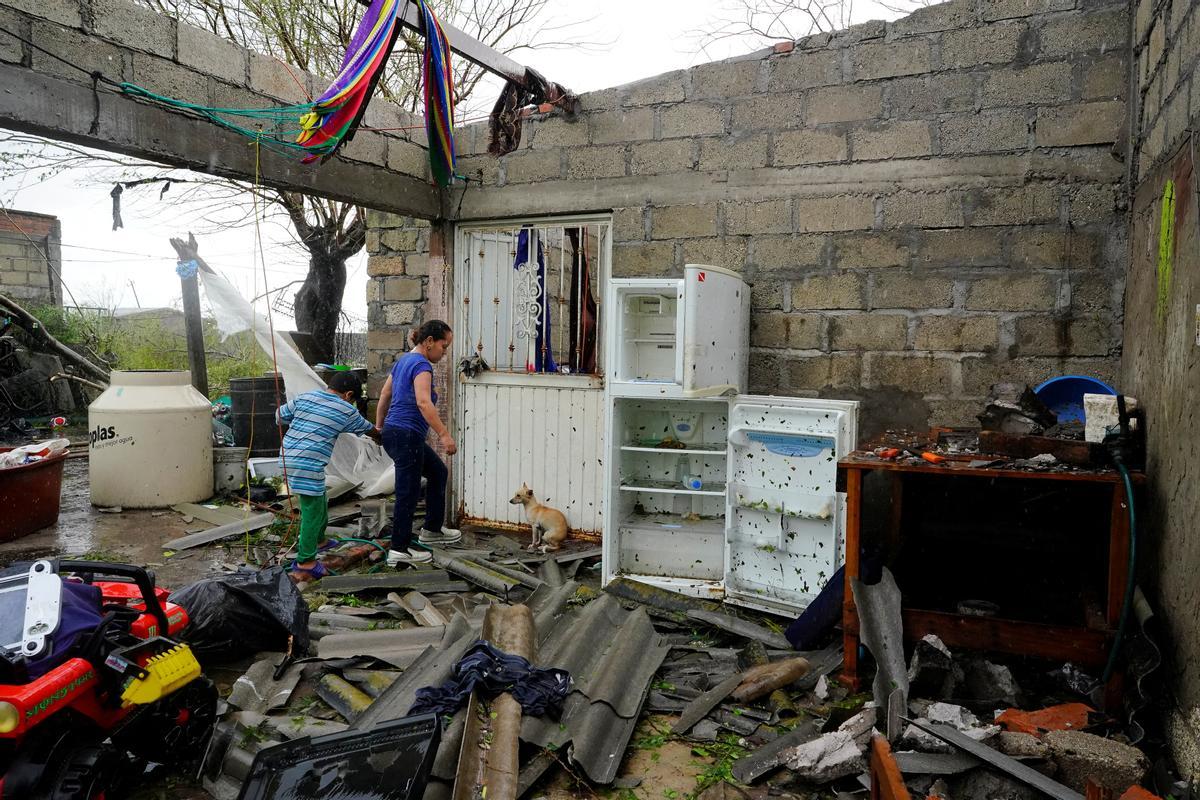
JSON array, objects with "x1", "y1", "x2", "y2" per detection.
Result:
[{"x1": 0, "y1": 448, "x2": 67, "y2": 542}]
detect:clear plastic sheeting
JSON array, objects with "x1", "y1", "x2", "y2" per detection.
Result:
[{"x1": 198, "y1": 270, "x2": 393, "y2": 497}]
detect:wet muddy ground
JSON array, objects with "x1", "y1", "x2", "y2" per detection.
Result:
[{"x1": 0, "y1": 456, "x2": 220, "y2": 586}]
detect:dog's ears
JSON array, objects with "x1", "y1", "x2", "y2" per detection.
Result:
[{"x1": 521, "y1": 482, "x2": 529, "y2": 490}]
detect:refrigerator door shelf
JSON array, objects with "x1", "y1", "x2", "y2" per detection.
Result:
[
  {"x1": 730, "y1": 482, "x2": 837, "y2": 521},
  {"x1": 724, "y1": 499, "x2": 844, "y2": 616},
  {"x1": 728, "y1": 427, "x2": 837, "y2": 458}
]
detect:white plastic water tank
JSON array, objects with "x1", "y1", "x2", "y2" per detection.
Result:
[{"x1": 89, "y1": 371, "x2": 214, "y2": 508}]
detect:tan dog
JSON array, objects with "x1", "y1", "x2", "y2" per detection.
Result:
[{"x1": 509, "y1": 483, "x2": 569, "y2": 553}]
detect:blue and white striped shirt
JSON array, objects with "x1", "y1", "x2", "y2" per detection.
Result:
[{"x1": 277, "y1": 390, "x2": 375, "y2": 496}]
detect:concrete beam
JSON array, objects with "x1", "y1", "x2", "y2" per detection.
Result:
[
  {"x1": 0, "y1": 62, "x2": 442, "y2": 218},
  {"x1": 450, "y1": 150, "x2": 1124, "y2": 221}
]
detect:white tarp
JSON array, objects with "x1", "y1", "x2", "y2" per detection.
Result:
[{"x1": 199, "y1": 269, "x2": 394, "y2": 497}]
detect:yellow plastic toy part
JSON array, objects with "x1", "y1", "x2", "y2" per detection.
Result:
[{"x1": 120, "y1": 644, "x2": 202, "y2": 706}]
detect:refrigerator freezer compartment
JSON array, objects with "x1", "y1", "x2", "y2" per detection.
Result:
[{"x1": 730, "y1": 482, "x2": 836, "y2": 520}]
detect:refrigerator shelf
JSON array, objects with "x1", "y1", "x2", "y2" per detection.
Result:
[
  {"x1": 619, "y1": 480, "x2": 726, "y2": 496},
  {"x1": 618, "y1": 512, "x2": 724, "y2": 536},
  {"x1": 619, "y1": 445, "x2": 726, "y2": 456}
]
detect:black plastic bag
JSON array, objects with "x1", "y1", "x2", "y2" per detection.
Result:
[{"x1": 170, "y1": 566, "x2": 310, "y2": 660}]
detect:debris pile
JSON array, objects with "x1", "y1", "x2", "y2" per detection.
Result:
[{"x1": 98, "y1": 426, "x2": 1168, "y2": 799}]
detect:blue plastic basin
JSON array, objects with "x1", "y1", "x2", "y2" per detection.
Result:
[{"x1": 1034, "y1": 375, "x2": 1116, "y2": 423}]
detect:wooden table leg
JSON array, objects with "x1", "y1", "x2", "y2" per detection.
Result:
[
  {"x1": 841, "y1": 467, "x2": 863, "y2": 690},
  {"x1": 1105, "y1": 482, "x2": 1132, "y2": 713}
]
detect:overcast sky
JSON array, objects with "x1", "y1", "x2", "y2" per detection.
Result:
[{"x1": 0, "y1": 0, "x2": 916, "y2": 330}]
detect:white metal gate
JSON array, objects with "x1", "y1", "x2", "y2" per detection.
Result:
[{"x1": 453, "y1": 217, "x2": 610, "y2": 536}]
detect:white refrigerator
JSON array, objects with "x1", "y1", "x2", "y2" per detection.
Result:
[{"x1": 601, "y1": 265, "x2": 859, "y2": 616}]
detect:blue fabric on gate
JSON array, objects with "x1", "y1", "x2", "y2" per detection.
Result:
[
  {"x1": 513, "y1": 230, "x2": 558, "y2": 374},
  {"x1": 408, "y1": 639, "x2": 571, "y2": 717}
]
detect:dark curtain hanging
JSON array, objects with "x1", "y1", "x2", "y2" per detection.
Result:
[{"x1": 566, "y1": 227, "x2": 598, "y2": 375}]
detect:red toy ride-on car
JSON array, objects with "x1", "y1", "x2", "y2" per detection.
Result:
[{"x1": 0, "y1": 559, "x2": 216, "y2": 799}]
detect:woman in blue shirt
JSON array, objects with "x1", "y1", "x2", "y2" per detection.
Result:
[{"x1": 376, "y1": 319, "x2": 461, "y2": 566}]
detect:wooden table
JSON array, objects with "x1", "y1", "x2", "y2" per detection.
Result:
[{"x1": 839, "y1": 452, "x2": 1142, "y2": 711}]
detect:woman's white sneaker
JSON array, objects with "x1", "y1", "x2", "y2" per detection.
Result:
[
  {"x1": 417, "y1": 527, "x2": 462, "y2": 544},
  {"x1": 387, "y1": 548, "x2": 432, "y2": 567}
]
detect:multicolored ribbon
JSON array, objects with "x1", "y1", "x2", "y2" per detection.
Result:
[
  {"x1": 297, "y1": 0, "x2": 403, "y2": 162},
  {"x1": 416, "y1": 0, "x2": 458, "y2": 186}
]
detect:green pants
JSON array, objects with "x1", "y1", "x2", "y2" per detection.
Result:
[{"x1": 297, "y1": 493, "x2": 328, "y2": 563}]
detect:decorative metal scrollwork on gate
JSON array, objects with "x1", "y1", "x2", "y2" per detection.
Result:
[{"x1": 513, "y1": 259, "x2": 542, "y2": 341}]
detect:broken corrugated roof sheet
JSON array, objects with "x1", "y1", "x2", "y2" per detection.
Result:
[{"x1": 521, "y1": 591, "x2": 671, "y2": 784}]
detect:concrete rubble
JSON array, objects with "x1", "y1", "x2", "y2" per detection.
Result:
[{"x1": 1045, "y1": 730, "x2": 1152, "y2": 795}]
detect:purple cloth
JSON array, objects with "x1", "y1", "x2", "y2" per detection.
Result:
[{"x1": 26, "y1": 581, "x2": 103, "y2": 679}]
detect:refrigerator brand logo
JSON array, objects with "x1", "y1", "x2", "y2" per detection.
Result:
[
  {"x1": 697, "y1": 272, "x2": 706, "y2": 282},
  {"x1": 90, "y1": 424, "x2": 134, "y2": 450}
]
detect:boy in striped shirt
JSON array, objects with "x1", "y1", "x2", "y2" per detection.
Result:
[{"x1": 277, "y1": 372, "x2": 377, "y2": 580}]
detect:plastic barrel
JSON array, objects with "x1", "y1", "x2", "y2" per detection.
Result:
[{"x1": 230, "y1": 376, "x2": 287, "y2": 457}]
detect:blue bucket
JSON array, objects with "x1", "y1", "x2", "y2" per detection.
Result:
[{"x1": 1034, "y1": 375, "x2": 1116, "y2": 423}]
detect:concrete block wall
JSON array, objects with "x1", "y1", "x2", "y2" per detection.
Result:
[
  {"x1": 0, "y1": 210, "x2": 60, "y2": 305},
  {"x1": 369, "y1": 0, "x2": 1131, "y2": 437},
  {"x1": 362, "y1": 210, "x2": 434, "y2": 397},
  {"x1": 0, "y1": 0, "x2": 436, "y2": 214},
  {"x1": 1132, "y1": 0, "x2": 1200, "y2": 178},
  {"x1": 1123, "y1": 0, "x2": 1200, "y2": 780}
]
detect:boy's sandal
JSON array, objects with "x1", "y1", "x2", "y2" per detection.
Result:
[
  {"x1": 288, "y1": 560, "x2": 332, "y2": 580},
  {"x1": 315, "y1": 538, "x2": 341, "y2": 553}
]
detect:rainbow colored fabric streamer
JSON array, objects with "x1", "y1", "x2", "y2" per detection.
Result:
[
  {"x1": 416, "y1": 0, "x2": 458, "y2": 186},
  {"x1": 297, "y1": 0, "x2": 403, "y2": 162}
]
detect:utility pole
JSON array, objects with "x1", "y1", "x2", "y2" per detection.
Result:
[{"x1": 127, "y1": 280, "x2": 141, "y2": 308}]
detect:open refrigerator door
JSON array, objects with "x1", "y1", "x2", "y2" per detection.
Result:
[{"x1": 724, "y1": 396, "x2": 859, "y2": 615}]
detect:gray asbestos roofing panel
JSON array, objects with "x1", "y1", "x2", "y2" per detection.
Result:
[{"x1": 521, "y1": 593, "x2": 671, "y2": 784}]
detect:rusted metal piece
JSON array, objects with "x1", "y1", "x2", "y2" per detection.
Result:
[
  {"x1": 452, "y1": 604, "x2": 534, "y2": 800},
  {"x1": 460, "y1": 515, "x2": 602, "y2": 543},
  {"x1": 869, "y1": 735, "x2": 912, "y2": 800}
]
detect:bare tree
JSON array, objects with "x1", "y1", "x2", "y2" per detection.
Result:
[
  {"x1": 698, "y1": 0, "x2": 934, "y2": 53},
  {"x1": 3, "y1": 0, "x2": 590, "y2": 364}
]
